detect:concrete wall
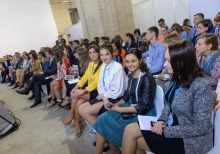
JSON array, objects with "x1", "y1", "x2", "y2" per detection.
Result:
[{"x1": 0, "y1": 0, "x2": 58, "y2": 57}]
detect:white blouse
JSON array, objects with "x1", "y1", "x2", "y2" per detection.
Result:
[{"x1": 98, "y1": 61, "x2": 127, "y2": 99}]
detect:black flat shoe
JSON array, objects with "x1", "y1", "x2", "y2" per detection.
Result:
[
  {"x1": 30, "y1": 100, "x2": 42, "y2": 108},
  {"x1": 12, "y1": 84, "x2": 19, "y2": 89},
  {"x1": 58, "y1": 102, "x2": 70, "y2": 108},
  {"x1": 47, "y1": 97, "x2": 52, "y2": 102},
  {"x1": 28, "y1": 94, "x2": 35, "y2": 100},
  {"x1": 93, "y1": 141, "x2": 110, "y2": 152},
  {"x1": 9, "y1": 83, "x2": 14, "y2": 86},
  {"x1": 54, "y1": 99, "x2": 63, "y2": 104},
  {"x1": 18, "y1": 90, "x2": 29, "y2": 95},
  {"x1": 18, "y1": 85, "x2": 24, "y2": 89}
]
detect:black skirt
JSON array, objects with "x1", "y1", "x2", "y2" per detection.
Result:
[
  {"x1": 141, "y1": 130, "x2": 185, "y2": 154},
  {"x1": 89, "y1": 90, "x2": 99, "y2": 100},
  {"x1": 89, "y1": 97, "x2": 122, "y2": 115}
]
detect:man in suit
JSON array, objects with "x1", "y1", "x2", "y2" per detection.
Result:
[
  {"x1": 188, "y1": 13, "x2": 204, "y2": 43},
  {"x1": 210, "y1": 15, "x2": 220, "y2": 45},
  {"x1": 9, "y1": 52, "x2": 24, "y2": 86},
  {"x1": 55, "y1": 35, "x2": 65, "y2": 46},
  {"x1": 17, "y1": 49, "x2": 57, "y2": 108},
  {"x1": 1, "y1": 56, "x2": 10, "y2": 83}
]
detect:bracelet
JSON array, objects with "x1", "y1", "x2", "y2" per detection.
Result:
[{"x1": 84, "y1": 89, "x2": 88, "y2": 94}]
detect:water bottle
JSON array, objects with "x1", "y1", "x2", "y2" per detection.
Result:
[{"x1": 85, "y1": 121, "x2": 95, "y2": 136}]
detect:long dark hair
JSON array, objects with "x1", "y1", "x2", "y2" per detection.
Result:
[
  {"x1": 111, "y1": 38, "x2": 122, "y2": 56},
  {"x1": 64, "y1": 45, "x2": 72, "y2": 54},
  {"x1": 87, "y1": 44, "x2": 102, "y2": 74},
  {"x1": 183, "y1": 19, "x2": 189, "y2": 26},
  {"x1": 125, "y1": 48, "x2": 149, "y2": 73},
  {"x1": 53, "y1": 48, "x2": 64, "y2": 65},
  {"x1": 125, "y1": 33, "x2": 135, "y2": 42},
  {"x1": 169, "y1": 39, "x2": 204, "y2": 89}
]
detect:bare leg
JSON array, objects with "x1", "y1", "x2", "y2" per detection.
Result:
[
  {"x1": 80, "y1": 101, "x2": 103, "y2": 125},
  {"x1": 96, "y1": 132, "x2": 106, "y2": 154},
  {"x1": 61, "y1": 79, "x2": 66, "y2": 99},
  {"x1": 63, "y1": 97, "x2": 79, "y2": 121},
  {"x1": 75, "y1": 99, "x2": 87, "y2": 133},
  {"x1": 107, "y1": 142, "x2": 121, "y2": 154},
  {"x1": 61, "y1": 96, "x2": 70, "y2": 106},
  {"x1": 15, "y1": 69, "x2": 20, "y2": 83},
  {"x1": 47, "y1": 80, "x2": 57, "y2": 106},
  {"x1": 122, "y1": 123, "x2": 149, "y2": 154},
  {"x1": 136, "y1": 137, "x2": 150, "y2": 153},
  {"x1": 54, "y1": 84, "x2": 62, "y2": 102},
  {"x1": 19, "y1": 70, "x2": 24, "y2": 84}
]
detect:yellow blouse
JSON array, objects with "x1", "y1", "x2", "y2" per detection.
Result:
[{"x1": 77, "y1": 61, "x2": 103, "y2": 92}]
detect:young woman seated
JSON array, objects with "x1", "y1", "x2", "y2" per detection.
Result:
[
  {"x1": 59, "y1": 47, "x2": 91, "y2": 108},
  {"x1": 122, "y1": 39, "x2": 213, "y2": 154},
  {"x1": 93, "y1": 48, "x2": 157, "y2": 154},
  {"x1": 78, "y1": 42, "x2": 127, "y2": 137},
  {"x1": 47, "y1": 48, "x2": 70, "y2": 107},
  {"x1": 20, "y1": 51, "x2": 41, "y2": 89},
  {"x1": 196, "y1": 33, "x2": 220, "y2": 91},
  {"x1": 62, "y1": 44, "x2": 103, "y2": 137}
]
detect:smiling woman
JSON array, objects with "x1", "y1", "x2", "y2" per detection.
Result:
[{"x1": 92, "y1": 48, "x2": 157, "y2": 154}]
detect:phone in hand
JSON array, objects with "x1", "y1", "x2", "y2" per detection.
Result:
[
  {"x1": 150, "y1": 121, "x2": 155, "y2": 127},
  {"x1": 106, "y1": 102, "x2": 111, "y2": 108}
]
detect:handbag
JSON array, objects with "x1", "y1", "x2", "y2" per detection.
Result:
[{"x1": 121, "y1": 113, "x2": 134, "y2": 120}]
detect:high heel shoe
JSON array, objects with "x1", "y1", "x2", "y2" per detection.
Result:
[
  {"x1": 76, "y1": 122, "x2": 84, "y2": 137},
  {"x1": 62, "y1": 116, "x2": 75, "y2": 125}
]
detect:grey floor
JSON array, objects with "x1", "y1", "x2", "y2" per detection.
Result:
[{"x1": 0, "y1": 83, "x2": 111, "y2": 154}]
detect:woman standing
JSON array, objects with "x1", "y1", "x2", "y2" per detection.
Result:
[
  {"x1": 122, "y1": 39, "x2": 213, "y2": 154},
  {"x1": 62, "y1": 44, "x2": 103, "y2": 137},
  {"x1": 196, "y1": 33, "x2": 220, "y2": 90},
  {"x1": 93, "y1": 48, "x2": 156, "y2": 154}
]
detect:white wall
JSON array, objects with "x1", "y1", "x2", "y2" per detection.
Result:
[
  {"x1": 132, "y1": 0, "x2": 219, "y2": 33},
  {"x1": 0, "y1": 0, "x2": 58, "y2": 57},
  {"x1": 189, "y1": 0, "x2": 220, "y2": 26}
]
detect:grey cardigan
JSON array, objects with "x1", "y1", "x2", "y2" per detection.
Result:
[{"x1": 158, "y1": 77, "x2": 213, "y2": 154}]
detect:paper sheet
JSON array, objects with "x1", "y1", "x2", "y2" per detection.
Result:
[
  {"x1": 68, "y1": 79, "x2": 79, "y2": 84},
  {"x1": 138, "y1": 115, "x2": 158, "y2": 130}
]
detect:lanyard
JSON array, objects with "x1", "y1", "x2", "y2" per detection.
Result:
[
  {"x1": 167, "y1": 81, "x2": 182, "y2": 126},
  {"x1": 201, "y1": 54, "x2": 213, "y2": 74},
  {"x1": 150, "y1": 46, "x2": 157, "y2": 66},
  {"x1": 90, "y1": 63, "x2": 95, "y2": 84},
  {"x1": 129, "y1": 71, "x2": 142, "y2": 103},
  {"x1": 102, "y1": 61, "x2": 114, "y2": 91}
]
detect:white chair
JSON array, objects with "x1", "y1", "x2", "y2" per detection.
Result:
[
  {"x1": 142, "y1": 85, "x2": 164, "y2": 154},
  {"x1": 207, "y1": 110, "x2": 220, "y2": 154}
]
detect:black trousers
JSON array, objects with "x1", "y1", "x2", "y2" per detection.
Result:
[
  {"x1": 26, "y1": 74, "x2": 52, "y2": 101},
  {"x1": 22, "y1": 72, "x2": 33, "y2": 84},
  {"x1": 1, "y1": 69, "x2": 9, "y2": 82}
]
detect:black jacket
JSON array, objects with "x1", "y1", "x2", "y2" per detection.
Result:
[
  {"x1": 123, "y1": 42, "x2": 138, "y2": 52},
  {"x1": 123, "y1": 72, "x2": 156, "y2": 115},
  {"x1": 43, "y1": 58, "x2": 57, "y2": 76},
  {"x1": 42, "y1": 58, "x2": 50, "y2": 72}
]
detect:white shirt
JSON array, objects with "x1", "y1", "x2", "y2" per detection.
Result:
[{"x1": 98, "y1": 61, "x2": 127, "y2": 99}]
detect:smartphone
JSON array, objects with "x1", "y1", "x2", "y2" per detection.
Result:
[
  {"x1": 150, "y1": 121, "x2": 155, "y2": 127},
  {"x1": 106, "y1": 102, "x2": 111, "y2": 108}
]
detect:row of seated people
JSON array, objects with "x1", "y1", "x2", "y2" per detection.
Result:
[
  {"x1": 16, "y1": 38, "x2": 218, "y2": 154},
  {"x1": 1, "y1": 25, "x2": 220, "y2": 154}
]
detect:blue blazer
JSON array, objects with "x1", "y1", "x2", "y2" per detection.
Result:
[
  {"x1": 43, "y1": 58, "x2": 57, "y2": 76},
  {"x1": 210, "y1": 26, "x2": 217, "y2": 34}
]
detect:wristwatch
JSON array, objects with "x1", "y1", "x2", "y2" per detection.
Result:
[{"x1": 84, "y1": 89, "x2": 89, "y2": 94}]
